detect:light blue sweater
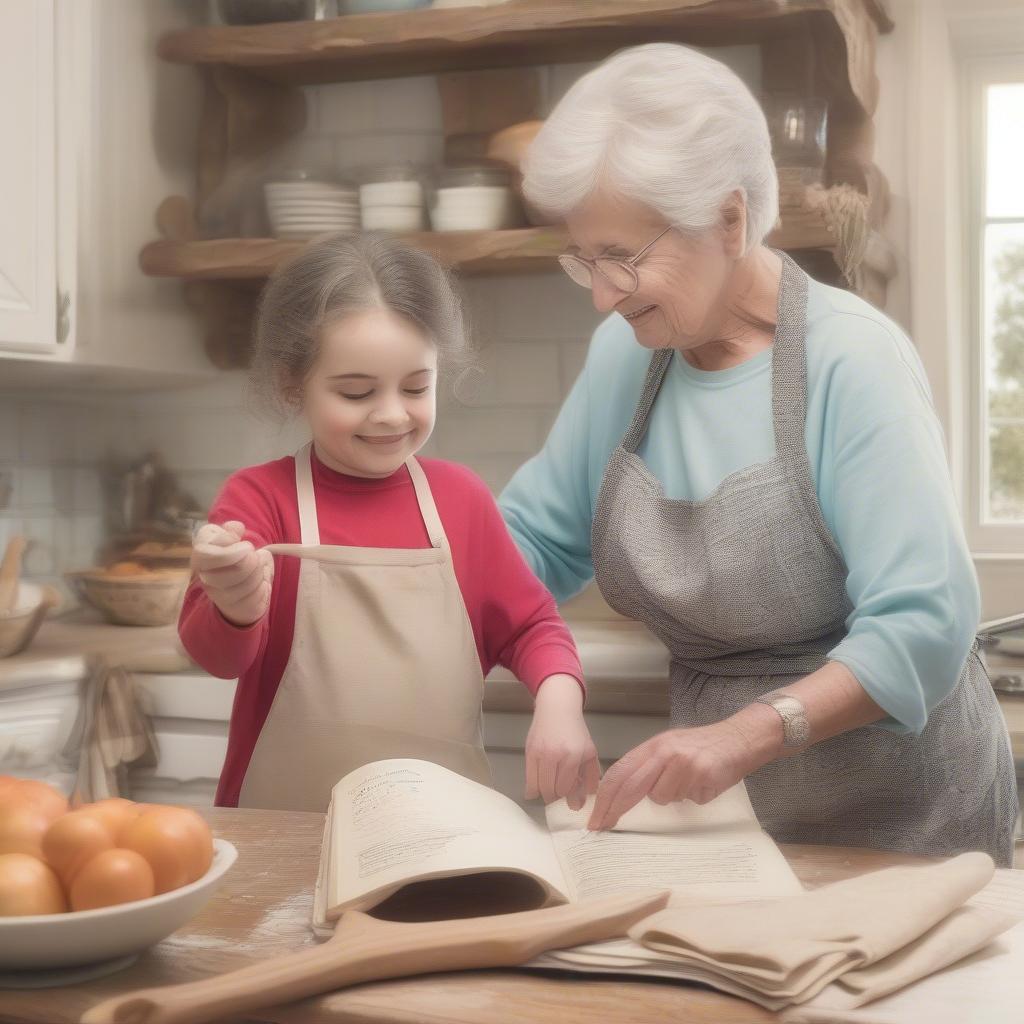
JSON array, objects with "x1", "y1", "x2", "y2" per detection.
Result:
[{"x1": 499, "y1": 276, "x2": 980, "y2": 735}]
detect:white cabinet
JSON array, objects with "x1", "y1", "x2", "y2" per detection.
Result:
[
  {"x1": 0, "y1": 2, "x2": 58, "y2": 353},
  {"x1": 130, "y1": 672, "x2": 235, "y2": 807},
  {"x1": 0, "y1": 662, "x2": 86, "y2": 798},
  {"x1": 0, "y1": 0, "x2": 216, "y2": 387}
]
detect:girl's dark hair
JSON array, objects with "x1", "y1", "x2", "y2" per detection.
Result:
[{"x1": 249, "y1": 231, "x2": 470, "y2": 416}]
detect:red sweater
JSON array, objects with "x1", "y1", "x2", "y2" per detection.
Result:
[{"x1": 178, "y1": 452, "x2": 585, "y2": 807}]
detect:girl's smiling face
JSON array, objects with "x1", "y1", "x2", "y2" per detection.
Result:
[{"x1": 301, "y1": 307, "x2": 438, "y2": 478}]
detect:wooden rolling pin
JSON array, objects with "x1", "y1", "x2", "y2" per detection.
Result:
[
  {"x1": 81, "y1": 888, "x2": 669, "y2": 1024},
  {"x1": 0, "y1": 535, "x2": 27, "y2": 613}
]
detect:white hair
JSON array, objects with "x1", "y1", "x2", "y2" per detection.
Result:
[{"x1": 523, "y1": 43, "x2": 779, "y2": 251}]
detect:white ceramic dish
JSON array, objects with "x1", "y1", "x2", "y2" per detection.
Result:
[
  {"x1": 0, "y1": 582, "x2": 55, "y2": 658},
  {"x1": 266, "y1": 184, "x2": 358, "y2": 199},
  {"x1": 361, "y1": 206, "x2": 424, "y2": 231},
  {"x1": 266, "y1": 197, "x2": 360, "y2": 208},
  {"x1": 430, "y1": 185, "x2": 515, "y2": 230},
  {"x1": 270, "y1": 213, "x2": 361, "y2": 223},
  {"x1": 428, "y1": 188, "x2": 516, "y2": 230},
  {"x1": 0, "y1": 839, "x2": 238, "y2": 970},
  {"x1": 360, "y1": 180, "x2": 424, "y2": 206},
  {"x1": 271, "y1": 222, "x2": 361, "y2": 233},
  {"x1": 274, "y1": 228, "x2": 359, "y2": 239}
]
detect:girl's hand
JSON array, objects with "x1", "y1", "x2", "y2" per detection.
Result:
[
  {"x1": 524, "y1": 674, "x2": 600, "y2": 810},
  {"x1": 191, "y1": 520, "x2": 273, "y2": 627},
  {"x1": 586, "y1": 720, "x2": 759, "y2": 831}
]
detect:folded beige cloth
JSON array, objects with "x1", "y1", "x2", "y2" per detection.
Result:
[
  {"x1": 59, "y1": 654, "x2": 161, "y2": 801},
  {"x1": 629, "y1": 852, "x2": 1016, "y2": 1009}
]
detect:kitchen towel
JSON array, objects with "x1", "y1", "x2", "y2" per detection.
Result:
[
  {"x1": 60, "y1": 653, "x2": 161, "y2": 801},
  {"x1": 628, "y1": 852, "x2": 1016, "y2": 1010}
]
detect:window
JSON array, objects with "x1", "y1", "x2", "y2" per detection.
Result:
[{"x1": 966, "y1": 59, "x2": 1024, "y2": 543}]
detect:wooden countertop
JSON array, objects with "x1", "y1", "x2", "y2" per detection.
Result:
[
  {"x1": 0, "y1": 612, "x2": 188, "y2": 690},
  {"x1": 0, "y1": 808, "x2": 999, "y2": 1024}
]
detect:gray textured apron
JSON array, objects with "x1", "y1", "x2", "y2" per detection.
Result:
[{"x1": 592, "y1": 253, "x2": 1018, "y2": 866}]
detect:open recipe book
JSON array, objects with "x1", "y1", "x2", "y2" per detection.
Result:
[{"x1": 311, "y1": 758, "x2": 803, "y2": 979}]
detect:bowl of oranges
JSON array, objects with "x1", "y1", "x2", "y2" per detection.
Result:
[{"x1": 0, "y1": 776, "x2": 237, "y2": 972}]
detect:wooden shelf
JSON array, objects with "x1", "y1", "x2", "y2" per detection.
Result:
[
  {"x1": 140, "y1": 210, "x2": 837, "y2": 282},
  {"x1": 159, "y1": 0, "x2": 888, "y2": 106}
]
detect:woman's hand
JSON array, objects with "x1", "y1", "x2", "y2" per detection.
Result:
[
  {"x1": 586, "y1": 719, "x2": 766, "y2": 831},
  {"x1": 191, "y1": 520, "x2": 273, "y2": 627},
  {"x1": 525, "y1": 674, "x2": 600, "y2": 810}
]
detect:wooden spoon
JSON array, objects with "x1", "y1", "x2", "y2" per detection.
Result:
[
  {"x1": 81, "y1": 888, "x2": 669, "y2": 1024},
  {"x1": 0, "y1": 535, "x2": 27, "y2": 614}
]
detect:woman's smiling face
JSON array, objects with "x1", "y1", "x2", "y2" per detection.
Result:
[{"x1": 564, "y1": 190, "x2": 738, "y2": 352}]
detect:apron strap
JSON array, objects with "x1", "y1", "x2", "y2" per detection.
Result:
[
  {"x1": 295, "y1": 443, "x2": 321, "y2": 546},
  {"x1": 622, "y1": 348, "x2": 674, "y2": 454},
  {"x1": 405, "y1": 457, "x2": 448, "y2": 550},
  {"x1": 622, "y1": 251, "x2": 810, "y2": 461},
  {"x1": 293, "y1": 444, "x2": 446, "y2": 550},
  {"x1": 769, "y1": 252, "x2": 810, "y2": 463}
]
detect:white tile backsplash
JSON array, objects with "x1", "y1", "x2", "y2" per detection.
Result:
[
  {"x1": 455, "y1": 341, "x2": 563, "y2": 408},
  {"x1": 315, "y1": 80, "x2": 384, "y2": 137},
  {"x1": 0, "y1": 396, "x2": 128, "y2": 582},
  {"x1": 434, "y1": 407, "x2": 547, "y2": 458},
  {"x1": 72, "y1": 468, "x2": 103, "y2": 514},
  {"x1": 0, "y1": 405, "x2": 19, "y2": 461},
  {"x1": 334, "y1": 132, "x2": 446, "y2": 175},
  {"x1": 559, "y1": 340, "x2": 590, "y2": 390},
  {"x1": 18, "y1": 467, "x2": 54, "y2": 510},
  {"x1": 22, "y1": 515, "x2": 56, "y2": 576},
  {"x1": 487, "y1": 273, "x2": 602, "y2": 341},
  {"x1": 20, "y1": 405, "x2": 66, "y2": 465}
]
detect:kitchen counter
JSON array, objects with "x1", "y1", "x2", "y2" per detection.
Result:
[
  {"x1": 4, "y1": 614, "x2": 1023, "y2": 764},
  {"x1": 0, "y1": 611, "x2": 189, "y2": 691},
  {"x1": 4, "y1": 808, "x2": 1020, "y2": 1024}
]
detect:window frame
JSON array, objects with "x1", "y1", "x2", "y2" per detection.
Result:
[{"x1": 962, "y1": 54, "x2": 1024, "y2": 550}]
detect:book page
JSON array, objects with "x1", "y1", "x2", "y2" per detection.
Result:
[
  {"x1": 545, "y1": 782, "x2": 802, "y2": 907},
  {"x1": 325, "y1": 759, "x2": 569, "y2": 918}
]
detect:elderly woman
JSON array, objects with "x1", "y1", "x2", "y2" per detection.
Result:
[{"x1": 500, "y1": 43, "x2": 1018, "y2": 865}]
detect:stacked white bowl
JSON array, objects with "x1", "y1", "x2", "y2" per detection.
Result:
[
  {"x1": 264, "y1": 179, "x2": 361, "y2": 240},
  {"x1": 359, "y1": 179, "x2": 426, "y2": 233},
  {"x1": 430, "y1": 185, "x2": 516, "y2": 231},
  {"x1": 429, "y1": 165, "x2": 518, "y2": 232}
]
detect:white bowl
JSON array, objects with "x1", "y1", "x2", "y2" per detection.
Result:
[
  {"x1": 0, "y1": 839, "x2": 237, "y2": 970},
  {"x1": 267, "y1": 197, "x2": 360, "y2": 209},
  {"x1": 360, "y1": 180, "x2": 424, "y2": 206},
  {"x1": 361, "y1": 206, "x2": 425, "y2": 232},
  {"x1": 265, "y1": 184, "x2": 358, "y2": 200},
  {"x1": 0, "y1": 582, "x2": 55, "y2": 658},
  {"x1": 274, "y1": 228, "x2": 359, "y2": 239},
  {"x1": 272, "y1": 222, "x2": 360, "y2": 228},
  {"x1": 430, "y1": 185, "x2": 515, "y2": 230}
]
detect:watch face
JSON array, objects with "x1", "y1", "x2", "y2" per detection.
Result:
[
  {"x1": 773, "y1": 695, "x2": 809, "y2": 747},
  {"x1": 787, "y1": 716, "x2": 811, "y2": 747}
]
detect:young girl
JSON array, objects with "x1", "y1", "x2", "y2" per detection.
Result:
[{"x1": 179, "y1": 232, "x2": 598, "y2": 814}]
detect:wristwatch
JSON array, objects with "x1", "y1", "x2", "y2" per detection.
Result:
[{"x1": 755, "y1": 691, "x2": 810, "y2": 748}]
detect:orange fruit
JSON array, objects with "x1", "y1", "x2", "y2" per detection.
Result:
[
  {"x1": 120, "y1": 807, "x2": 210, "y2": 894},
  {"x1": 77, "y1": 798, "x2": 145, "y2": 843},
  {"x1": 42, "y1": 810, "x2": 116, "y2": 887},
  {"x1": 0, "y1": 853, "x2": 67, "y2": 916},
  {"x1": 0, "y1": 779, "x2": 68, "y2": 822},
  {"x1": 69, "y1": 849, "x2": 155, "y2": 911},
  {"x1": 0, "y1": 801, "x2": 52, "y2": 859}
]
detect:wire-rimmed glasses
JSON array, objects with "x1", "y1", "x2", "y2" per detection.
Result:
[{"x1": 557, "y1": 225, "x2": 674, "y2": 294}]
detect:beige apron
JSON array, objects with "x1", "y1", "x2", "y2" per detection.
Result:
[{"x1": 237, "y1": 443, "x2": 493, "y2": 812}]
